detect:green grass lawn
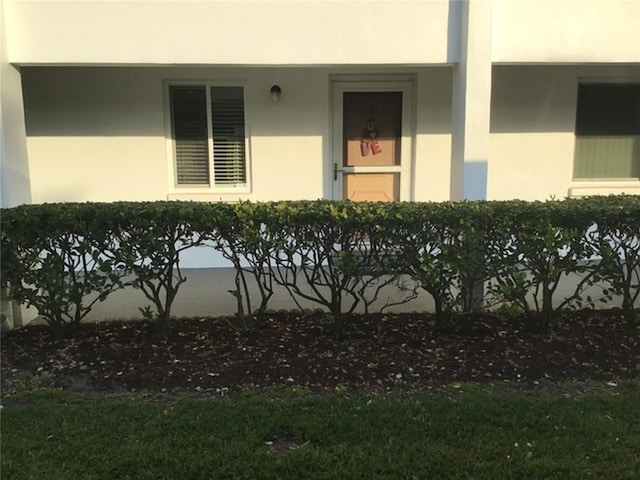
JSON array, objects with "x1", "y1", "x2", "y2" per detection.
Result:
[{"x1": 2, "y1": 388, "x2": 639, "y2": 480}]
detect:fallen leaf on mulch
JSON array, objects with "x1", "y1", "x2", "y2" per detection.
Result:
[{"x1": 1, "y1": 310, "x2": 638, "y2": 396}]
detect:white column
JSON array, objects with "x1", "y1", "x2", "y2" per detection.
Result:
[
  {"x1": 1, "y1": 1, "x2": 32, "y2": 329},
  {"x1": 1, "y1": 1, "x2": 31, "y2": 208},
  {"x1": 450, "y1": 0, "x2": 493, "y2": 201}
]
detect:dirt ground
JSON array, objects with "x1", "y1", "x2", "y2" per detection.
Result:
[{"x1": 2, "y1": 309, "x2": 639, "y2": 397}]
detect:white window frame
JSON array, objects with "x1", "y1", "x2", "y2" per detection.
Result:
[
  {"x1": 164, "y1": 80, "x2": 252, "y2": 198},
  {"x1": 570, "y1": 78, "x2": 640, "y2": 197}
]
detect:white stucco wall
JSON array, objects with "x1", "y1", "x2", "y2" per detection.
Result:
[
  {"x1": 414, "y1": 68, "x2": 453, "y2": 202},
  {"x1": 23, "y1": 68, "x2": 168, "y2": 202},
  {"x1": 22, "y1": 63, "x2": 640, "y2": 204},
  {"x1": 21, "y1": 66, "x2": 454, "y2": 204},
  {"x1": 492, "y1": 0, "x2": 640, "y2": 64},
  {"x1": 488, "y1": 65, "x2": 640, "y2": 201},
  {"x1": 6, "y1": 1, "x2": 639, "y2": 67},
  {"x1": 0, "y1": 1, "x2": 31, "y2": 207},
  {"x1": 5, "y1": 0, "x2": 456, "y2": 66}
]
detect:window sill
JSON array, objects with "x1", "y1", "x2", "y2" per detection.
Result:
[{"x1": 568, "y1": 180, "x2": 640, "y2": 197}]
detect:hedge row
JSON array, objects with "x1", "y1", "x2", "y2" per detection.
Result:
[{"x1": 1, "y1": 196, "x2": 639, "y2": 336}]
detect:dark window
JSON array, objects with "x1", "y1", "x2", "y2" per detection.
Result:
[{"x1": 573, "y1": 84, "x2": 640, "y2": 179}]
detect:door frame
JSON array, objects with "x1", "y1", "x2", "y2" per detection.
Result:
[{"x1": 330, "y1": 76, "x2": 415, "y2": 201}]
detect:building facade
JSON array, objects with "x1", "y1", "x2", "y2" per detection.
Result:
[
  {"x1": 1, "y1": 0, "x2": 639, "y2": 209},
  {"x1": 1, "y1": 1, "x2": 639, "y2": 321}
]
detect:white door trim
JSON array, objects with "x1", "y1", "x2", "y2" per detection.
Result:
[{"x1": 330, "y1": 78, "x2": 415, "y2": 201}]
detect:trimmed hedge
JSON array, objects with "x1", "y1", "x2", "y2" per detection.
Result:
[{"x1": 2, "y1": 196, "x2": 639, "y2": 336}]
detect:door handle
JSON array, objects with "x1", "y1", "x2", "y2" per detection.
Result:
[{"x1": 333, "y1": 162, "x2": 338, "y2": 181}]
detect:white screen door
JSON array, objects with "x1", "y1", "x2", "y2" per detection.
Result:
[{"x1": 332, "y1": 80, "x2": 413, "y2": 201}]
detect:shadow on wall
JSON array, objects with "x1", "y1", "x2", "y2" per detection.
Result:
[
  {"x1": 490, "y1": 65, "x2": 640, "y2": 134},
  {"x1": 23, "y1": 266, "x2": 636, "y2": 322},
  {"x1": 21, "y1": 67, "x2": 333, "y2": 138},
  {"x1": 84, "y1": 268, "x2": 436, "y2": 321},
  {"x1": 0, "y1": 166, "x2": 32, "y2": 207},
  {"x1": 21, "y1": 65, "x2": 455, "y2": 204},
  {"x1": 463, "y1": 161, "x2": 488, "y2": 201},
  {"x1": 446, "y1": 0, "x2": 462, "y2": 64}
]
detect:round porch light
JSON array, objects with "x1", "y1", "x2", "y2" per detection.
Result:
[{"x1": 270, "y1": 85, "x2": 282, "y2": 102}]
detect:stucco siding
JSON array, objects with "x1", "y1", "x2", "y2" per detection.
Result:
[
  {"x1": 21, "y1": 66, "x2": 454, "y2": 203},
  {"x1": 0, "y1": 1, "x2": 31, "y2": 207},
  {"x1": 488, "y1": 65, "x2": 640, "y2": 200},
  {"x1": 6, "y1": 1, "x2": 639, "y2": 67},
  {"x1": 414, "y1": 67, "x2": 454, "y2": 201},
  {"x1": 5, "y1": 0, "x2": 455, "y2": 66},
  {"x1": 492, "y1": 0, "x2": 640, "y2": 64},
  {"x1": 21, "y1": 64, "x2": 640, "y2": 204},
  {"x1": 23, "y1": 68, "x2": 168, "y2": 203}
]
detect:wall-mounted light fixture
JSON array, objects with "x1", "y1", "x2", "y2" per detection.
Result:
[{"x1": 270, "y1": 85, "x2": 282, "y2": 102}]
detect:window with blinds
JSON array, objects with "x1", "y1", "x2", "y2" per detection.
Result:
[
  {"x1": 169, "y1": 85, "x2": 248, "y2": 187},
  {"x1": 573, "y1": 84, "x2": 640, "y2": 180},
  {"x1": 211, "y1": 87, "x2": 247, "y2": 185}
]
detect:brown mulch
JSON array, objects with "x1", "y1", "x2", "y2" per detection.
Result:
[{"x1": 1, "y1": 309, "x2": 639, "y2": 397}]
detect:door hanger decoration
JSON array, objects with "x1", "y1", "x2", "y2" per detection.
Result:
[{"x1": 361, "y1": 118, "x2": 382, "y2": 156}]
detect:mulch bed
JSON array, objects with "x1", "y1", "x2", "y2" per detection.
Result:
[{"x1": 2, "y1": 309, "x2": 639, "y2": 396}]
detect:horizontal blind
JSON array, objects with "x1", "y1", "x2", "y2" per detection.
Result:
[
  {"x1": 211, "y1": 86, "x2": 247, "y2": 186},
  {"x1": 574, "y1": 136, "x2": 640, "y2": 179},
  {"x1": 170, "y1": 86, "x2": 210, "y2": 185}
]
